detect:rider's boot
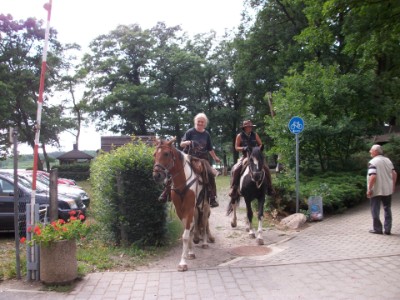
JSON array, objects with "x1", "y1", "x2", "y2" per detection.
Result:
[
  {"x1": 229, "y1": 165, "x2": 241, "y2": 198},
  {"x1": 209, "y1": 175, "x2": 219, "y2": 208}
]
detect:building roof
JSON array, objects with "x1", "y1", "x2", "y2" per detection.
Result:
[
  {"x1": 372, "y1": 125, "x2": 400, "y2": 144},
  {"x1": 101, "y1": 135, "x2": 156, "y2": 152},
  {"x1": 56, "y1": 147, "x2": 94, "y2": 160}
]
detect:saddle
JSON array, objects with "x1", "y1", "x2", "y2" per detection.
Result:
[
  {"x1": 188, "y1": 156, "x2": 210, "y2": 185},
  {"x1": 240, "y1": 157, "x2": 249, "y2": 176}
]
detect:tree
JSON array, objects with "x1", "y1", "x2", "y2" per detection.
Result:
[
  {"x1": 232, "y1": 0, "x2": 309, "y2": 150},
  {"x1": 0, "y1": 14, "x2": 75, "y2": 169}
]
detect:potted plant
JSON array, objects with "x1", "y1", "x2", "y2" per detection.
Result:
[{"x1": 20, "y1": 210, "x2": 89, "y2": 285}]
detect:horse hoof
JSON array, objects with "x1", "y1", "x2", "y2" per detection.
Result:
[
  {"x1": 178, "y1": 265, "x2": 188, "y2": 272},
  {"x1": 188, "y1": 253, "x2": 196, "y2": 260},
  {"x1": 208, "y1": 236, "x2": 215, "y2": 243},
  {"x1": 202, "y1": 244, "x2": 209, "y2": 249},
  {"x1": 231, "y1": 222, "x2": 237, "y2": 228},
  {"x1": 257, "y1": 238, "x2": 264, "y2": 245},
  {"x1": 249, "y1": 233, "x2": 256, "y2": 239},
  {"x1": 193, "y1": 238, "x2": 200, "y2": 244}
]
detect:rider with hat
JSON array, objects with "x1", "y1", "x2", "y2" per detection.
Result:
[{"x1": 229, "y1": 120, "x2": 273, "y2": 198}]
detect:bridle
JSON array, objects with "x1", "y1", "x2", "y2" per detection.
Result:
[
  {"x1": 153, "y1": 143, "x2": 197, "y2": 201},
  {"x1": 153, "y1": 144, "x2": 176, "y2": 177},
  {"x1": 248, "y1": 151, "x2": 265, "y2": 189}
]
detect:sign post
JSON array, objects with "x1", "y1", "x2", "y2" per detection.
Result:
[{"x1": 288, "y1": 116, "x2": 304, "y2": 213}]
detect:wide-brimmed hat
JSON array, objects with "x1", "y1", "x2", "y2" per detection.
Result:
[{"x1": 242, "y1": 120, "x2": 256, "y2": 129}]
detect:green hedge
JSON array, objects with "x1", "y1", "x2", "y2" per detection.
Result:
[
  {"x1": 51, "y1": 163, "x2": 91, "y2": 181},
  {"x1": 300, "y1": 172, "x2": 366, "y2": 214},
  {"x1": 271, "y1": 171, "x2": 366, "y2": 214},
  {"x1": 90, "y1": 142, "x2": 166, "y2": 247}
]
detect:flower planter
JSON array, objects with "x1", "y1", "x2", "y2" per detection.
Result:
[{"x1": 40, "y1": 239, "x2": 77, "y2": 285}]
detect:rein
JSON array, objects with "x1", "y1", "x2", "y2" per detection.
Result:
[
  {"x1": 154, "y1": 143, "x2": 198, "y2": 201},
  {"x1": 249, "y1": 155, "x2": 265, "y2": 189}
]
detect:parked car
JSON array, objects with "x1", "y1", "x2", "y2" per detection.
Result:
[
  {"x1": 20, "y1": 170, "x2": 90, "y2": 207},
  {"x1": 0, "y1": 169, "x2": 90, "y2": 207},
  {"x1": 0, "y1": 172, "x2": 85, "y2": 233},
  {"x1": 36, "y1": 170, "x2": 77, "y2": 186}
]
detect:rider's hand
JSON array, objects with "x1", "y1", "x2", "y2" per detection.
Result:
[{"x1": 242, "y1": 146, "x2": 248, "y2": 152}]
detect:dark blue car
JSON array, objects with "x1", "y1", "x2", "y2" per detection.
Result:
[{"x1": 0, "y1": 172, "x2": 85, "y2": 233}]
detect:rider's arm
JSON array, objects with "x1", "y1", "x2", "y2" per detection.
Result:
[
  {"x1": 209, "y1": 149, "x2": 221, "y2": 163},
  {"x1": 235, "y1": 134, "x2": 243, "y2": 152},
  {"x1": 255, "y1": 133, "x2": 263, "y2": 148},
  {"x1": 180, "y1": 140, "x2": 191, "y2": 148}
]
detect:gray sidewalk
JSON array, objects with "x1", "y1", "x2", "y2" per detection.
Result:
[{"x1": 2, "y1": 190, "x2": 400, "y2": 299}]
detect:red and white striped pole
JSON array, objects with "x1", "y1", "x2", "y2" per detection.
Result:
[
  {"x1": 31, "y1": 0, "x2": 52, "y2": 216},
  {"x1": 28, "y1": 0, "x2": 52, "y2": 281}
]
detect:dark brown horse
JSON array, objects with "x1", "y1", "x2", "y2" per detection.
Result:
[
  {"x1": 153, "y1": 138, "x2": 214, "y2": 271},
  {"x1": 227, "y1": 146, "x2": 272, "y2": 245}
]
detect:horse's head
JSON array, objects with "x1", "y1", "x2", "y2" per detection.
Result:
[
  {"x1": 248, "y1": 146, "x2": 265, "y2": 183},
  {"x1": 153, "y1": 137, "x2": 177, "y2": 183}
]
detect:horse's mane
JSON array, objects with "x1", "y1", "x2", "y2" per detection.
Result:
[
  {"x1": 156, "y1": 139, "x2": 185, "y2": 162},
  {"x1": 250, "y1": 146, "x2": 264, "y2": 162}
]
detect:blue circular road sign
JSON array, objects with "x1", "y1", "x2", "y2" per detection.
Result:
[{"x1": 288, "y1": 116, "x2": 304, "y2": 134}]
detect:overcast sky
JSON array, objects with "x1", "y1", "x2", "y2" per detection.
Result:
[{"x1": 1, "y1": 0, "x2": 244, "y2": 153}]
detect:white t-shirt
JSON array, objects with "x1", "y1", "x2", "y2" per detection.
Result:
[{"x1": 367, "y1": 155, "x2": 395, "y2": 196}]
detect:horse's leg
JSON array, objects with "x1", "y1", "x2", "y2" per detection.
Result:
[
  {"x1": 193, "y1": 208, "x2": 200, "y2": 244},
  {"x1": 200, "y1": 204, "x2": 210, "y2": 249},
  {"x1": 256, "y1": 196, "x2": 265, "y2": 245},
  {"x1": 230, "y1": 196, "x2": 239, "y2": 227},
  {"x1": 205, "y1": 205, "x2": 215, "y2": 243},
  {"x1": 188, "y1": 230, "x2": 195, "y2": 259},
  {"x1": 245, "y1": 199, "x2": 255, "y2": 238},
  {"x1": 178, "y1": 228, "x2": 191, "y2": 272}
]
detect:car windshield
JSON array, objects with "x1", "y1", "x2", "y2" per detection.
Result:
[{"x1": 18, "y1": 175, "x2": 48, "y2": 192}]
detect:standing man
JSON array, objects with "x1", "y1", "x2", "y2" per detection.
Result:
[{"x1": 367, "y1": 144, "x2": 397, "y2": 235}]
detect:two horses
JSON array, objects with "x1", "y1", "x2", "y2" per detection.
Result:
[
  {"x1": 153, "y1": 139, "x2": 272, "y2": 271},
  {"x1": 152, "y1": 138, "x2": 214, "y2": 272}
]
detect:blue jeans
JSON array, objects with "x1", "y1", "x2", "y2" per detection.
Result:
[{"x1": 370, "y1": 195, "x2": 392, "y2": 233}]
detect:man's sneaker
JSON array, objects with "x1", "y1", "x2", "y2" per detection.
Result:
[{"x1": 210, "y1": 198, "x2": 219, "y2": 208}]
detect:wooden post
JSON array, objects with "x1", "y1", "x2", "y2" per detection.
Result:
[{"x1": 49, "y1": 169, "x2": 58, "y2": 222}]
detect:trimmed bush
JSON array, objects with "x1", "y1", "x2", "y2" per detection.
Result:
[
  {"x1": 90, "y1": 142, "x2": 166, "y2": 247},
  {"x1": 52, "y1": 163, "x2": 91, "y2": 181}
]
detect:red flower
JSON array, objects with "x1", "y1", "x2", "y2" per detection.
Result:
[
  {"x1": 20, "y1": 237, "x2": 26, "y2": 244},
  {"x1": 70, "y1": 216, "x2": 77, "y2": 221},
  {"x1": 34, "y1": 226, "x2": 41, "y2": 235},
  {"x1": 58, "y1": 219, "x2": 66, "y2": 224},
  {"x1": 69, "y1": 210, "x2": 77, "y2": 216},
  {"x1": 27, "y1": 226, "x2": 32, "y2": 233},
  {"x1": 79, "y1": 214, "x2": 85, "y2": 221}
]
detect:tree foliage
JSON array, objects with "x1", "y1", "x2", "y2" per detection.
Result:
[{"x1": 0, "y1": 14, "x2": 75, "y2": 168}]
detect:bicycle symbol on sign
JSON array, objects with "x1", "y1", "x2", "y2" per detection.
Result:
[{"x1": 290, "y1": 121, "x2": 303, "y2": 131}]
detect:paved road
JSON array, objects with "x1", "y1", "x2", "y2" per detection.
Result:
[{"x1": 2, "y1": 188, "x2": 400, "y2": 299}]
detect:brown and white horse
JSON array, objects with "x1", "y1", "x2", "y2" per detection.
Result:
[{"x1": 153, "y1": 138, "x2": 214, "y2": 271}]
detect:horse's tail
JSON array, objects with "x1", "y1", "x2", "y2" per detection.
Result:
[
  {"x1": 226, "y1": 202, "x2": 233, "y2": 216},
  {"x1": 226, "y1": 197, "x2": 239, "y2": 216}
]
